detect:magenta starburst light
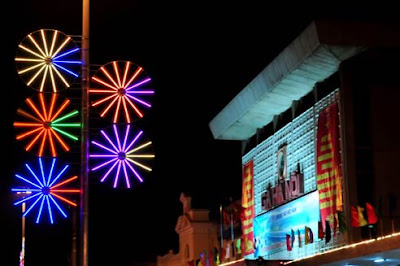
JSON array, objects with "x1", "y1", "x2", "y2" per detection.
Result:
[
  {"x1": 11, "y1": 157, "x2": 80, "y2": 224},
  {"x1": 90, "y1": 124, "x2": 154, "y2": 188},
  {"x1": 89, "y1": 60, "x2": 154, "y2": 123}
]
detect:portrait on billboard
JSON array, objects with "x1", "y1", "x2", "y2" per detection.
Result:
[{"x1": 277, "y1": 145, "x2": 287, "y2": 183}]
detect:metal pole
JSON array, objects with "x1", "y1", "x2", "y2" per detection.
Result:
[
  {"x1": 230, "y1": 211, "x2": 234, "y2": 258},
  {"x1": 20, "y1": 202, "x2": 26, "y2": 266},
  {"x1": 219, "y1": 204, "x2": 223, "y2": 248},
  {"x1": 71, "y1": 206, "x2": 78, "y2": 266},
  {"x1": 80, "y1": 0, "x2": 90, "y2": 265}
]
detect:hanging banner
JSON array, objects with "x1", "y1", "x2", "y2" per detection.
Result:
[
  {"x1": 316, "y1": 102, "x2": 343, "y2": 230},
  {"x1": 242, "y1": 160, "x2": 255, "y2": 256}
]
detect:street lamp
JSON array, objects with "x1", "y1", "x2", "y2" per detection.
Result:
[
  {"x1": 19, "y1": 202, "x2": 25, "y2": 266},
  {"x1": 16, "y1": 191, "x2": 31, "y2": 266}
]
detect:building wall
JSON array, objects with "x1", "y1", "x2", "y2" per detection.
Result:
[
  {"x1": 239, "y1": 47, "x2": 400, "y2": 262},
  {"x1": 178, "y1": 223, "x2": 218, "y2": 264},
  {"x1": 339, "y1": 48, "x2": 400, "y2": 241},
  {"x1": 157, "y1": 250, "x2": 181, "y2": 266},
  {"x1": 157, "y1": 194, "x2": 219, "y2": 266},
  {"x1": 371, "y1": 83, "x2": 400, "y2": 232},
  {"x1": 241, "y1": 87, "x2": 346, "y2": 261},
  {"x1": 243, "y1": 89, "x2": 340, "y2": 217}
]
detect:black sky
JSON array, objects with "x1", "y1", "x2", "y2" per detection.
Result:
[{"x1": 3, "y1": 1, "x2": 400, "y2": 265}]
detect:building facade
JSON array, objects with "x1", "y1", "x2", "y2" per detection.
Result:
[
  {"x1": 157, "y1": 193, "x2": 219, "y2": 266},
  {"x1": 209, "y1": 20, "x2": 400, "y2": 265}
]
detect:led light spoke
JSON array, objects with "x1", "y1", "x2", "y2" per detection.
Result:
[
  {"x1": 90, "y1": 60, "x2": 154, "y2": 123},
  {"x1": 90, "y1": 124, "x2": 154, "y2": 188},
  {"x1": 14, "y1": 93, "x2": 81, "y2": 157},
  {"x1": 11, "y1": 158, "x2": 80, "y2": 224},
  {"x1": 15, "y1": 29, "x2": 81, "y2": 92}
]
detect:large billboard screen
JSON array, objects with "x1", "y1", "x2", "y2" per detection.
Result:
[{"x1": 251, "y1": 191, "x2": 320, "y2": 260}]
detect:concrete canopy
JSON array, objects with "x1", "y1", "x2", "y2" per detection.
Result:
[{"x1": 209, "y1": 20, "x2": 400, "y2": 141}]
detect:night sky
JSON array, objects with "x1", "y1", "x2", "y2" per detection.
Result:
[{"x1": 3, "y1": 2, "x2": 399, "y2": 265}]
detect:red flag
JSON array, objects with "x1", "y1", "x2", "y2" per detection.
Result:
[
  {"x1": 351, "y1": 205, "x2": 367, "y2": 227},
  {"x1": 286, "y1": 234, "x2": 292, "y2": 251},
  {"x1": 208, "y1": 249, "x2": 213, "y2": 266},
  {"x1": 230, "y1": 201, "x2": 245, "y2": 223},
  {"x1": 366, "y1": 202, "x2": 378, "y2": 224},
  {"x1": 220, "y1": 247, "x2": 225, "y2": 262},
  {"x1": 318, "y1": 221, "x2": 324, "y2": 240},
  {"x1": 222, "y1": 209, "x2": 231, "y2": 226},
  {"x1": 200, "y1": 251, "x2": 206, "y2": 266}
]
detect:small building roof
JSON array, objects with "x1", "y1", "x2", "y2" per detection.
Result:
[{"x1": 209, "y1": 20, "x2": 400, "y2": 141}]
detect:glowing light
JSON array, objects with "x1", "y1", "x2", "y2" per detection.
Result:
[
  {"x1": 11, "y1": 157, "x2": 80, "y2": 224},
  {"x1": 219, "y1": 258, "x2": 245, "y2": 266},
  {"x1": 90, "y1": 124, "x2": 154, "y2": 188},
  {"x1": 283, "y1": 232, "x2": 400, "y2": 265},
  {"x1": 15, "y1": 29, "x2": 81, "y2": 92},
  {"x1": 13, "y1": 93, "x2": 81, "y2": 157},
  {"x1": 90, "y1": 60, "x2": 154, "y2": 123}
]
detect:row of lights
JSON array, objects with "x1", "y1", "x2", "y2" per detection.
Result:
[{"x1": 218, "y1": 232, "x2": 400, "y2": 265}]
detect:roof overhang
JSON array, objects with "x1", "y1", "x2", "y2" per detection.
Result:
[{"x1": 209, "y1": 20, "x2": 400, "y2": 140}]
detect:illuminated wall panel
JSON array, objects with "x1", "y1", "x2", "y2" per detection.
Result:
[
  {"x1": 244, "y1": 89, "x2": 339, "y2": 217},
  {"x1": 290, "y1": 108, "x2": 316, "y2": 193},
  {"x1": 242, "y1": 88, "x2": 341, "y2": 260},
  {"x1": 253, "y1": 137, "x2": 273, "y2": 215}
]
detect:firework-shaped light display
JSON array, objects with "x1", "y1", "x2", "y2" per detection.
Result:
[
  {"x1": 11, "y1": 157, "x2": 80, "y2": 224},
  {"x1": 90, "y1": 60, "x2": 154, "y2": 123},
  {"x1": 90, "y1": 124, "x2": 154, "y2": 188},
  {"x1": 15, "y1": 29, "x2": 81, "y2": 92},
  {"x1": 14, "y1": 93, "x2": 81, "y2": 157}
]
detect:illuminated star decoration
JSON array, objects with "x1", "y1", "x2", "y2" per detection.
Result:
[
  {"x1": 15, "y1": 29, "x2": 81, "y2": 92},
  {"x1": 90, "y1": 60, "x2": 154, "y2": 123},
  {"x1": 90, "y1": 124, "x2": 154, "y2": 188},
  {"x1": 13, "y1": 93, "x2": 81, "y2": 157},
  {"x1": 11, "y1": 157, "x2": 80, "y2": 224}
]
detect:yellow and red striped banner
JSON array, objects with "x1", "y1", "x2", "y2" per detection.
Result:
[
  {"x1": 316, "y1": 102, "x2": 343, "y2": 230},
  {"x1": 241, "y1": 160, "x2": 254, "y2": 256}
]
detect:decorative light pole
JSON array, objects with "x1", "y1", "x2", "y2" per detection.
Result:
[
  {"x1": 80, "y1": 0, "x2": 90, "y2": 265},
  {"x1": 11, "y1": 1, "x2": 154, "y2": 265}
]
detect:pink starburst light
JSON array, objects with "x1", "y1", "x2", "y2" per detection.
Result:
[{"x1": 90, "y1": 60, "x2": 154, "y2": 123}]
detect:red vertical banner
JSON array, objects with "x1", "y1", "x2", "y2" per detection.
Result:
[
  {"x1": 316, "y1": 102, "x2": 343, "y2": 230},
  {"x1": 241, "y1": 160, "x2": 255, "y2": 256}
]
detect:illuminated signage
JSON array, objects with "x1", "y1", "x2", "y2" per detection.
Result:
[{"x1": 261, "y1": 170, "x2": 304, "y2": 212}]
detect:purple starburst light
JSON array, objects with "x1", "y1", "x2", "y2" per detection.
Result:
[{"x1": 90, "y1": 124, "x2": 154, "y2": 188}]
